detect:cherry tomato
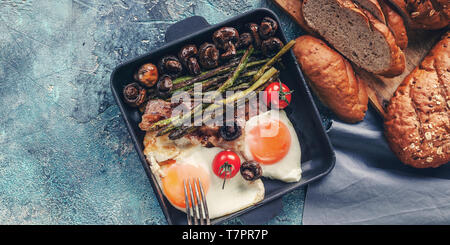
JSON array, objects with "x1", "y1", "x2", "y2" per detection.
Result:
[
  {"x1": 212, "y1": 150, "x2": 241, "y2": 189},
  {"x1": 263, "y1": 80, "x2": 293, "y2": 109}
]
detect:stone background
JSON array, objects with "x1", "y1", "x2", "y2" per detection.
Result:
[{"x1": 0, "y1": 0, "x2": 327, "y2": 224}]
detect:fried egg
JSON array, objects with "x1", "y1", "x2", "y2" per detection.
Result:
[
  {"x1": 143, "y1": 131, "x2": 196, "y2": 163},
  {"x1": 243, "y1": 110, "x2": 302, "y2": 182},
  {"x1": 146, "y1": 144, "x2": 264, "y2": 219}
]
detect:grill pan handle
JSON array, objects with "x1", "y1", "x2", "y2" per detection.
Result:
[{"x1": 165, "y1": 16, "x2": 211, "y2": 43}]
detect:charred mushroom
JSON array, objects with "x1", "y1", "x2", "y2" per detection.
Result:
[
  {"x1": 156, "y1": 74, "x2": 173, "y2": 97},
  {"x1": 240, "y1": 161, "x2": 262, "y2": 181},
  {"x1": 212, "y1": 27, "x2": 239, "y2": 60},
  {"x1": 220, "y1": 42, "x2": 237, "y2": 60},
  {"x1": 178, "y1": 45, "x2": 201, "y2": 76},
  {"x1": 246, "y1": 23, "x2": 262, "y2": 49},
  {"x1": 219, "y1": 122, "x2": 242, "y2": 141},
  {"x1": 236, "y1": 32, "x2": 253, "y2": 49},
  {"x1": 198, "y1": 43, "x2": 220, "y2": 69},
  {"x1": 186, "y1": 57, "x2": 201, "y2": 76},
  {"x1": 134, "y1": 63, "x2": 158, "y2": 87},
  {"x1": 123, "y1": 82, "x2": 147, "y2": 107},
  {"x1": 259, "y1": 17, "x2": 278, "y2": 39},
  {"x1": 261, "y1": 37, "x2": 283, "y2": 57},
  {"x1": 158, "y1": 55, "x2": 183, "y2": 78}
]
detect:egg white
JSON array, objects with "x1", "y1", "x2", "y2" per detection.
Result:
[
  {"x1": 243, "y1": 110, "x2": 302, "y2": 183},
  {"x1": 147, "y1": 145, "x2": 264, "y2": 219}
]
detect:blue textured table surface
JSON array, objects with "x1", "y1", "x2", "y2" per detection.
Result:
[{"x1": 0, "y1": 0, "x2": 318, "y2": 224}]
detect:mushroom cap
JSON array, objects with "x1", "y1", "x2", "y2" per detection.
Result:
[
  {"x1": 185, "y1": 57, "x2": 201, "y2": 75},
  {"x1": 212, "y1": 27, "x2": 239, "y2": 50},
  {"x1": 134, "y1": 63, "x2": 159, "y2": 87},
  {"x1": 178, "y1": 44, "x2": 198, "y2": 65},
  {"x1": 261, "y1": 37, "x2": 283, "y2": 57},
  {"x1": 237, "y1": 32, "x2": 253, "y2": 49},
  {"x1": 156, "y1": 74, "x2": 173, "y2": 92},
  {"x1": 123, "y1": 82, "x2": 147, "y2": 107},
  {"x1": 158, "y1": 55, "x2": 183, "y2": 78},
  {"x1": 240, "y1": 160, "x2": 263, "y2": 181},
  {"x1": 198, "y1": 42, "x2": 220, "y2": 69},
  {"x1": 259, "y1": 17, "x2": 278, "y2": 39}
]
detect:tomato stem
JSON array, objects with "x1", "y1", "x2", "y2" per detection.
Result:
[
  {"x1": 278, "y1": 79, "x2": 294, "y2": 104},
  {"x1": 219, "y1": 161, "x2": 234, "y2": 190}
]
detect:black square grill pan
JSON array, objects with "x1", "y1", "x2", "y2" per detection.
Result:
[{"x1": 110, "y1": 8, "x2": 335, "y2": 225}]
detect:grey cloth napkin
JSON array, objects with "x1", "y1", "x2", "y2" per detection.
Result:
[{"x1": 303, "y1": 107, "x2": 450, "y2": 225}]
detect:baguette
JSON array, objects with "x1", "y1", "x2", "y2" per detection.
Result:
[
  {"x1": 294, "y1": 35, "x2": 368, "y2": 123},
  {"x1": 384, "y1": 32, "x2": 450, "y2": 168}
]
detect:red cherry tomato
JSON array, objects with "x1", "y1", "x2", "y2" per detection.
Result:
[
  {"x1": 263, "y1": 80, "x2": 293, "y2": 109},
  {"x1": 212, "y1": 150, "x2": 241, "y2": 189}
]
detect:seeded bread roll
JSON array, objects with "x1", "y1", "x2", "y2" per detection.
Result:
[
  {"x1": 388, "y1": 0, "x2": 449, "y2": 30},
  {"x1": 294, "y1": 35, "x2": 368, "y2": 123},
  {"x1": 379, "y1": 0, "x2": 408, "y2": 50},
  {"x1": 384, "y1": 32, "x2": 450, "y2": 168},
  {"x1": 302, "y1": 0, "x2": 406, "y2": 77}
]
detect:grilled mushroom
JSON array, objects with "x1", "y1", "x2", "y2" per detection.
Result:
[
  {"x1": 123, "y1": 82, "x2": 147, "y2": 107},
  {"x1": 156, "y1": 74, "x2": 173, "y2": 97},
  {"x1": 186, "y1": 57, "x2": 201, "y2": 76},
  {"x1": 178, "y1": 45, "x2": 201, "y2": 75},
  {"x1": 261, "y1": 37, "x2": 283, "y2": 57},
  {"x1": 198, "y1": 43, "x2": 220, "y2": 69},
  {"x1": 134, "y1": 63, "x2": 158, "y2": 87},
  {"x1": 212, "y1": 27, "x2": 239, "y2": 60},
  {"x1": 220, "y1": 42, "x2": 237, "y2": 60},
  {"x1": 240, "y1": 161, "x2": 263, "y2": 181},
  {"x1": 246, "y1": 23, "x2": 262, "y2": 49},
  {"x1": 219, "y1": 122, "x2": 242, "y2": 141},
  {"x1": 259, "y1": 17, "x2": 278, "y2": 39},
  {"x1": 236, "y1": 32, "x2": 253, "y2": 49},
  {"x1": 158, "y1": 55, "x2": 183, "y2": 78}
]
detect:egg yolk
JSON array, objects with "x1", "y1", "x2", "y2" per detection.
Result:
[
  {"x1": 247, "y1": 118, "x2": 291, "y2": 164},
  {"x1": 161, "y1": 162, "x2": 210, "y2": 209}
]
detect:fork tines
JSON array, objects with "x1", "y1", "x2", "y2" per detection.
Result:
[{"x1": 183, "y1": 178, "x2": 210, "y2": 225}]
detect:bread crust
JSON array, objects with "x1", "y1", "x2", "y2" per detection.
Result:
[
  {"x1": 362, "y1": 9, "x2": 406, "y2": 77},
  {"x1": 294, "y1": 35, "x2": 368, "y2": 123},
  {"x1": 379, "y1": 0, "x2": 408, "y2": 50},
  {"x1": 384, "y1": 32, "x2": 450, "y2": 168},
  {"x1": 388, "y1": 0, "x2": 449, "y2": 30},
  {"x1": 353, "y1": 0, "x2": 387, "y2": 23}
]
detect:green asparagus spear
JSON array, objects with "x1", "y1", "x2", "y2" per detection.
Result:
[{"x1": 152, "y1": 46, "x2": 254, "y2": 134}]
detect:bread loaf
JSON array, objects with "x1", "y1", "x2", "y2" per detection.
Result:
[
  {"x1": 302, "y1": 0, "x2": 406, "y2": 77},
  {"x1": 294, "y1": 35, "x2": 368, "y2": 123},
  {"x1": 379, "y1": 0, "x2": 408, "y2": 50},
  {"x1": 384, "y1": 32, "x2": 450, "y2": 168},
  {"x1": 388, "y1": 0, "x2": 449, "y2": 30}
]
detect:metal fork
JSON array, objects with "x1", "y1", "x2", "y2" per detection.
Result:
[{"x1": 183, "y1": 178, "x2": 210, "y2": 225}]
